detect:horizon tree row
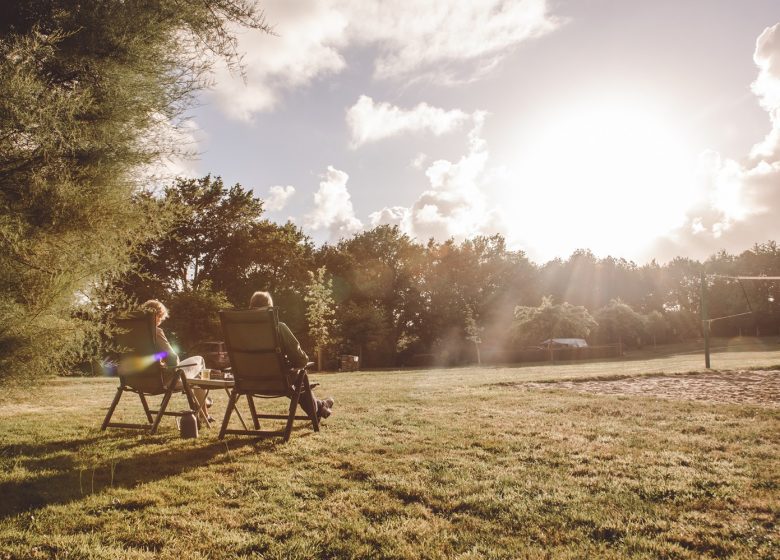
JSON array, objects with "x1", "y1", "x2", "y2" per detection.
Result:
[{"x1": 111, "y1": 176, "x2": 780, "y2": 368}]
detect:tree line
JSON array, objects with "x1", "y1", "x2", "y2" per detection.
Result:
[{"x1": 114, "y1": 176, "x2": 780, "y2": 369}]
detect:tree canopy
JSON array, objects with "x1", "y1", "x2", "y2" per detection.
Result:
[
  {"x1": 0, "y1": 1, "x2": 269, "y2": 383},
  {"x1": 511, "y1": 296, "x2": 598, "y2": 346}
]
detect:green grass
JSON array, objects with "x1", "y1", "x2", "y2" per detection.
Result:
[{"x1": 1, "y1": 343, "x2": 778, "y2": 559}]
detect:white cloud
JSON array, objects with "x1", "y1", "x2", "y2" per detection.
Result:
[
  {"x1": 750, "y1": 23, "x2": 780, "y2": 161},
  {"x1": 265, "y1": 185, "x2": 296, "y2": 211},
  {"x1": 305, "y1": 166, "x2": 363, "y2": 240},
  {"x1": 346, "y1": 95, "x2": 470, "y2": 148},
  {"x1": 207, "y1": 0, "x2": 559, "y2": 121},
  {"x1": 207, "y1": 0, "x2": 349, "y2": 120},
  {"x1": 343, "y1": 0, "x2": 559, "y2": 81},
  {"x1": 369, "y1": 112, "x2": 508, "y2": 242},
  {"x1": 648, "y1": 23, "x2": 780, "y2": 261},
  {"x1": 369, "y1": 206, "x2": 411, "y2": 229},
  {"x1": 411, "y1": 153, "x2": 428, "y2": 169}
]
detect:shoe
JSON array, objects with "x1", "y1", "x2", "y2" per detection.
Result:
[{"x1": 323, "y1": 397, "x2": 335, "y2": 409}]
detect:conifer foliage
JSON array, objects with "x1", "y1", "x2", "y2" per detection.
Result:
[{"x1": 0, "y1": 1, "x2": 269, "y2": 383}]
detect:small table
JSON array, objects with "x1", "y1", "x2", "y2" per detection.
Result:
[{"x1": 186, "y1": 378, "x2": 248, "y2": 430}]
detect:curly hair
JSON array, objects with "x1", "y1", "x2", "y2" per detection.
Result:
[{"x1": 141, "y1": 299, "x2": 169, "y2": 323}]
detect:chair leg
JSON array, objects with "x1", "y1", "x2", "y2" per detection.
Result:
[
  {"x1": 101, "y1": 386, "x2": 124, "y2": 430},
  {"x1": 150, "y1": 385, "x2": 175, "y2": 435},
  {"x1": 138, "y1": 393, "x2": 153, "y2": 423},
  {"x1": 302, "y1": 374, "x2": 320, "y2": 432},
  {"x1": 246, "y1": 395, "x2": 260, "y2": 429},
  {"x1": 219, "y1": 389, "x2": 239, "y2": 440},
  {"x1": 284, "y1": 385, "x2": 303, "y2": 442},
  {"x1": 180, "y1": 370, "x2": 198, "y2": 411}
]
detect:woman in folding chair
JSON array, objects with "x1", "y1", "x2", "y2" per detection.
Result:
[
  {"x1": 249, "y1": 291, "x2": 334, "y2": 419},
  {"x1": 142, "y1": 300, "x2": 210, "y2": 417}
]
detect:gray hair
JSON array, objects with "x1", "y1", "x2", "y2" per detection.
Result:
[{"x1": 249, "y1": 291, "x2": 273, "y2": 309}]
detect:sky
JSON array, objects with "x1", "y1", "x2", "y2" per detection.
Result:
[{"x1": 170, "y1": 0, "x2": 780, "y2": 264}]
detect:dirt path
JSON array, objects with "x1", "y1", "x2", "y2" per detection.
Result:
[{"x1": 526, "y1": 369, "x2": 780, "y2": 407}]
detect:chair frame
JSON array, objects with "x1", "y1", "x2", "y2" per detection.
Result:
[
  {"x1": 101, "y1": 368, "x2": 198, "y2": 434},
  {"x1": 217, "y1": 308, "x2": 320, "y2": 442},
  {"x1": 101, "y1": 313, "x2": 199, "y2": 435}
]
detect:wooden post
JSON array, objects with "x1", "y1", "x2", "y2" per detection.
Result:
[{"x1": 701, "y1": 271, "x2": 711, "y2": 369}]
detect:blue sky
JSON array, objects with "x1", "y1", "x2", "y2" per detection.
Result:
[{"x1": 171, "y1": 0, "x2": 780, "y2": 263}]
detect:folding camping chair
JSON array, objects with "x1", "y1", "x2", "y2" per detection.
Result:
[
  {"x1": 100, "y1": 311, "x2": 198, "y2": 434},
  {"x1": 218, "y1": 308, "x2": 319, "y2": 442}
]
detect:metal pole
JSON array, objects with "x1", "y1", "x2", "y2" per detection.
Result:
[{"x1": 700, "y1": 271, "x2": 710, "y2": 368}]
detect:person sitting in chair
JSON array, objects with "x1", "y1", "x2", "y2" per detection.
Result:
[
  {"x1": 248, "y1": 291, "x2": 334, "y2": 419},
  {"x1": 142, "y1": 299, "x2": 210, "y2": 418}
]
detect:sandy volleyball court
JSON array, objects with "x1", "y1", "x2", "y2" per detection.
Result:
[{"x1": 527, "y1": 369, "x2": 780, "y2": 407}]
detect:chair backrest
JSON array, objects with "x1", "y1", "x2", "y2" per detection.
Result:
[
  {"x1": 113, "y1": 311, "x2": 165, "y2": 392},
  {"x1": 219, "y1": 308, "x2": 289, "y2": 394}
]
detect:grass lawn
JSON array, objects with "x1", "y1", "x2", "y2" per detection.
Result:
[{"x1": 1, "y1": 340, "x2": 778, "y2": 559}]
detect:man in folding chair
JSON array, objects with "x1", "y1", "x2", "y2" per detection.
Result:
[{"x1": 248, "y1": 291, "x2": 334, "y2": 419}]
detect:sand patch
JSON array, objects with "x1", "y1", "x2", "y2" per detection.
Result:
[{"x1": 525, "y1": 370, "x2": 780, "y2": 407}]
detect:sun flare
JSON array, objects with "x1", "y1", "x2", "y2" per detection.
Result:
[{"x1": 509, "y1": 101, "x2": 696, "y2": 259}]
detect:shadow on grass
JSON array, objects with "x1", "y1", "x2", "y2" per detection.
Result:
[{"x1": 0, "y1": 431, "x2": 278, "y2": 520}]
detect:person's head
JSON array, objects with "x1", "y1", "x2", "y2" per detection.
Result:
[
  {"x1": 142, "y1": 299, "x2": 169, "y2": 326},
  {"x1": 249, "y1": 291, "x2": 273, "y2": 309}
]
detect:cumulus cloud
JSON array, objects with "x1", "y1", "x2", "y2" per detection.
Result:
[
  {"x1": 369, "y1": 206, "x2": 411, "y2": 229},
  {"x1": 207, "y1": 0, "x2": 559, "y2": 121},
  {"x1": 346, "y1": 95, "x2": 470, "y2": 148},
  {"x1": 369, "y1": 113, "x2": 508, "y2": 242},
  {"x1": 648, "y1": 23, "x2": 780, "y2": 261},
  {"x1": 344, "y1": 0, "x2": 559, "y2": 81},
  {"x1": 207, "y1": 0, "x2": 349, "y2": 120},
  {"x1": 305, "y1": 166, "x2": 363, "y2": 240},
  {"x1": 265, "y1": 185, "x2": 296, "y2": 211},
  {"x1": 750, "y1": 23, "x2": 780, "y2": 161}
]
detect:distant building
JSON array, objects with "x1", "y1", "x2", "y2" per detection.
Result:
[{"x1": 539, "y1": 338, "x2": 589, "y2": 348}]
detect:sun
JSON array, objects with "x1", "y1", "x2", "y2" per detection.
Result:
[{"x1": 506, "y1": 100, "x2": 696, "y2": 259}]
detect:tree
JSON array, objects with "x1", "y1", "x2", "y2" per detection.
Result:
[
  {"x1": 336, "y1": 301, "x2": 389, "y2": 366},
  {"x1": 464, "y1": 308, "x2": 484, "y2": 365},
  {"x1": 421, "y1": 235, "x2": 537, "y2": 360},
  {"x1": 643, "y1": 310, "x2": 669, "y2": 348},
  {"x1": 0, "y1": 1, "x2": 269, "y2": 383},
  {"x1": 320, "y1": 226, "x2": 426, "y2": 366},
  {"x1": 120, "y1": 176, "x2": 266, "y2": 296},
  {"x1": 593, "y1": 299, "x2": 646, "y2": 349},
  {"x1": 212, "y1": 219, "x2": 315, "y2": 331},
  {"x1": 166, "y1": 282, "x2": 231, "y2": 353},
  {"x1": 511, "y1": 296, "x2": 597, "y2": 346},
  {"x1": 304, "y1": 267, "x2": 335, "y2": 371}
]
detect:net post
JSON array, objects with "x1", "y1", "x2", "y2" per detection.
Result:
[{"x1": 700, "y1": 271, "x2": 711, "y2": 368}]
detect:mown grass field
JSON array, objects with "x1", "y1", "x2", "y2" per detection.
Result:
[{"x1": 1, "y1": 339, "x2": 778, "y2": 559}]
